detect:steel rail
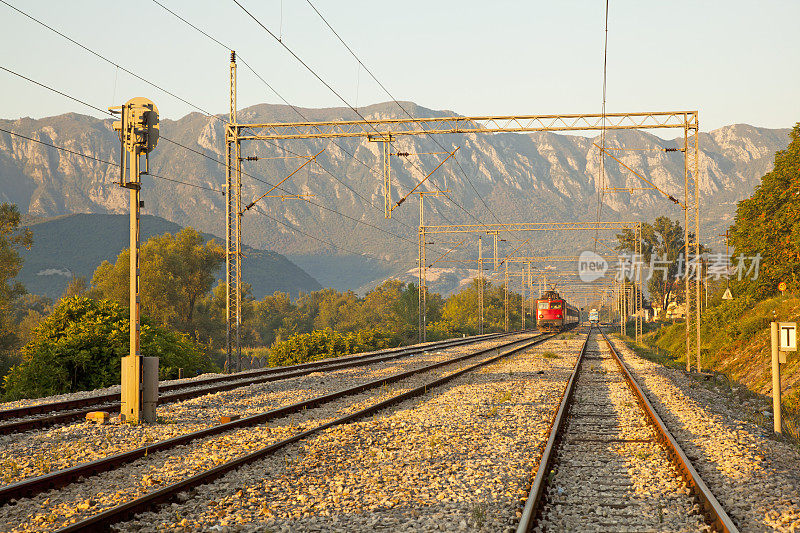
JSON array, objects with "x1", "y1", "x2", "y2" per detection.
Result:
[
  {"x1": 0, "y1": 332, "x2": 539, "y2": 505},
  {"x1": 51, "y1": 332, "x2": 555, "y2": 533},
  {"x1": 515, "y1": 328, "x2": 739, "y2": 533},
  {"x1": 0, "y1": 333, "x2": 503, "y2": 421},
  {"x1": 599, "y1": 329, "x2": 739, "y2": 533},
  {"x1": 0, "y1": 332, "x2": 510, "y2": 433},
  {"x1": 515, "y1": 328, "x2": 590, "y2": 532}
]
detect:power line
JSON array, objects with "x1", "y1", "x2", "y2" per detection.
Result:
[
  {"x1": 150, "y1": 0, "x2": 423, "y2": 230},
  {"x1": 594, "y1": 0, "x2": 610, "y2": 251},
  {"x1": 0, "y1": 127, "x2": 223, "y2": 193},
  {"x1": 0, "y1": 62, "x2": 423, "y2": 249},
  {"x1": 0, "y1": 1, "x2": 455, "y2": 257},
  {"x1": 0, "y1": 127, "x2": 115, "y2": 165},
  {"x1": 0, "y1": 63, "x2": 227, "y2": 188},
  {"x1": 0, "y1": 0, "x2": 219, "y2": 120},
  {"x1": 231, "y1": 0, "x2": 485, "y2": 229},
  {"x1": 1, "y1": 124, "x2": 423, "y2": 266},
  {"x1": 0, "y1": 65, "x2": 111, "y2": 118},
  {"x1": 1, "y1": 0, "x2": 454, "y2": 244},
  {"x1": 250, "y1": 205, "x2": 418, "y2": 270},
  {"x1": 304, "y1": 0, "x2": 517, "y2": 234}
]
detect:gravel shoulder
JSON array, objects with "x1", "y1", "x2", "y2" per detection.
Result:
[
  {"x1": 114, "y1": 334, "x2": 585, "y2": 532},
  {"x1": 0, "y1": 334, "x2": 534, "y2": 532},
  {"x1": 607, "y1": 332, "x2": 800, "y2": 532},
  {"x1": 0, "y1": 336, "x2": 524, "y2": 485}
]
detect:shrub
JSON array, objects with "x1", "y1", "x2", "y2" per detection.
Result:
[
  {"x1": 3, "y1": 297, "x2": 216, "y2": 400},
  {"x1": 267, "y1": 327, "x2": 401, "y2": 367}
]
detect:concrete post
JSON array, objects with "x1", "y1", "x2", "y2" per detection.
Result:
[{"x1": 771, "y1": 321, "x2": 782, "y2": 434}]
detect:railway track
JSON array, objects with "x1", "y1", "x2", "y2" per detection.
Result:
[
  {"x1": 517, "y1": 327, "x2": 739, "y2": 532},
  {"x1": 1, "y1": 331, "x2": 552, "y2": 528},
  {"x1": 0, "y1": 332, "x2": 511, "y2": 435}
]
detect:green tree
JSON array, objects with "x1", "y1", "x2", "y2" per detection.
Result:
[
  {"x1": 9, "y1": 293, "x2": 53, "y2": 352},
  {"x1": 617, "y1": 216, "x2": 686, "y2": 310},
  {"x1": 92, "y1": 228, "x2": 223, "y2": 334},
  {"x1": 313, "y1": 289, "x2": 364, "y2": 331},
  {"x1": 0, "y1": 203, "x2": 32, "y2": 368},
  {"x1": 3, "y1": 296, "x2": 216, "y2": 399},
  {"x1": 730, "y1": 123, "x2": 800, "y2": 298},
  {"x1": 437, "y1": 279, "x2": 506, "y2": 335},
  {"x1": 251, "y1": 291, "x2": 296, "y2": 346},
  {"x1": 60, "y1": 275, "x2": 92, "y2": 301}
]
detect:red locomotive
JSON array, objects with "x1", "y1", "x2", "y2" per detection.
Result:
[{"x1": 536, "y1": 290, "x2": 579, "y2": 332}]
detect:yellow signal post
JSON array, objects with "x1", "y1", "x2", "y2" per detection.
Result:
[{"x1": 109, "y1": 97, "x2": 160, "y2": 424}]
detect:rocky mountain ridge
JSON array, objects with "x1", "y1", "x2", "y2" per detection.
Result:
[{"x1": 0, "y1": 102, "x2": 791, "y2": 291}]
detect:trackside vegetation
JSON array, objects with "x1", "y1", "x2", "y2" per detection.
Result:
[
  {"x1": 0, "y1": 217, "x2": 528, "y2": 399},
  {"x1": 266, "y1": 328, "x2": 401, "y2": 367},
  {"x1": 621, "y1": 124, "x2": 800, "y2": 440},
  {"x1": 3, "y1": 297, "x2": 215, "y2": 400}
]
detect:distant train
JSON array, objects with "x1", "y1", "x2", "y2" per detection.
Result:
[
  {"x1": 589, "y1": 308, "x2": 599, "y2": 324},
  {"x1": 536, "y1": 290, "x2": 580, "y2": 332}
]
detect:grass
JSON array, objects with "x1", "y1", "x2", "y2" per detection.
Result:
[
  {"x1": 617, "y1": 336, "x2": 684, "y2": 371},
  {"x1": 493, "y1": 391, "x2": 513, "y2": 404},
  {"x1": 539, "y1": 351, "x2": 559, "y2": 359},
  {"x1": 1, "y1": 458, "x2": 20, "y2": 483},
  {"x1": 618, "y1": 294, "x2": 800, "y2": 443},
  {"x1": 470, "y1": 503, "x2": 486, "y2": 528}
]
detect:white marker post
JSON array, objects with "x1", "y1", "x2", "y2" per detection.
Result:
[{"x1": 771, "y1": 321, "x2": 797, "y2": 434}]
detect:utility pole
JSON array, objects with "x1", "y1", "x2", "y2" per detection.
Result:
[
  {"x1": 527, "y1": 262, "x2": 533, "y2": 329},
  {"x1": 720, "y1": 230, "x2": 731, "y2": 292},
  {"x1": 367, "y1": 134, "x2": 395, "y2": 218},
  {"x1": 521, "y1": 275, "x2": 526, "y2": 330},
  {"x1": 478, "y1": 236, "x2": 484, "y2": 334},
  {"x1": 109, "y1": 97, "x2": 160, "y2": 424},
  {"x1": 225, "y1": 51, "x2": 243, "y2": 373},
  {"x1": 504, "y1": 261, "x2": 509, "y2": 332},
  {"x1": 635, "y1": 223, "x2": 643, "y2": 343},
  {"x1": 416, "y1": 191, "x2": 449, "y2": 342}
]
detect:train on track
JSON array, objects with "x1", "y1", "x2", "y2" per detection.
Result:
[
  {"x1": 589, "y1": 308, "x2": 599, "y2": 324},
  {"x1": 535, "y1": 290, "x2": 580, "y2": 332}
]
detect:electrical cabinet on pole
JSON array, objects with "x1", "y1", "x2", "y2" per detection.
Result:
[{"x1": 109, "y1": 97, "x2": 160, "y2": 424}]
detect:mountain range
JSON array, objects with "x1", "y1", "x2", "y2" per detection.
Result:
[{"x1": 0, "y1": 102, "x2": 791, "y2": 294}]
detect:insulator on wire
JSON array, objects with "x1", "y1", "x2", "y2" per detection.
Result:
[{"x1": 243, "y1": 156, "x2": 258, "y2": 161}]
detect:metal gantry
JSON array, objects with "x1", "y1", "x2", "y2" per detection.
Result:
[
  {"x1": 225, "y1": 52, "x2": 243, "y2": 372},
  {"x1": 235, "y1": 111, "x2": 699, "y2": 140},
  {"x1": 222, "y1": 62, "x2": 701, "y2": 367},
  {"x1": 420, "y1": 222, "x2": 643, "y2": 340}
]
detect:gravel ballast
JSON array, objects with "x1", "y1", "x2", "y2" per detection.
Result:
[
  {"x1": 536, "y1": 335, "x2": 708, "y2": 532},
  {"x1": 0, "y1": 334, "x2": 537, "y2": 532},
  {"x1": 607, "y1": 333, "x2": 800, "y2": 532},
  {"x1": 114, "y1": 334, "x2": 585, "y2": 532}
]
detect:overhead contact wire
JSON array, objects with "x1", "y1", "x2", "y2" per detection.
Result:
[
  {"x1": 151, "y1": 0, "x2": 423, "y2": 232},
  {"x1": 303, "y1": 0, "x2": 522, "y2": 240},
  {"x1": 232, "y1": 0, "x2": 490, "y2": 231}
]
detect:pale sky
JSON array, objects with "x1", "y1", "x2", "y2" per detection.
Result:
[{"x1": 0, "y1": 0, "x2": 798, "y2": 132}]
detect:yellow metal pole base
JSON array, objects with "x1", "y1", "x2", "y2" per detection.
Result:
[{"x1": 120, "y1": 355, "x2": 141, "y2": 424}]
